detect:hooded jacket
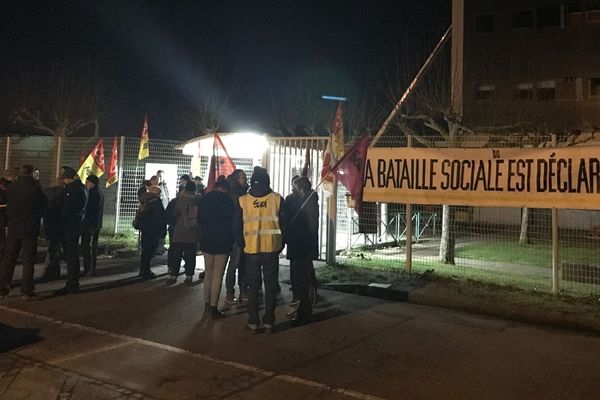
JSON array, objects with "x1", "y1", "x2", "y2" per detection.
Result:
[
  {"x1": 138, "y1": 192, "x2": 167, "y2": 238},
  {"x1": 6, "y1": 175, "x2": 47, "y2": 239}
]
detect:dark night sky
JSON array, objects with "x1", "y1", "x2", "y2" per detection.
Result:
[{"x1": 0, "y1": 0, "x2": 450, "y2": 138}]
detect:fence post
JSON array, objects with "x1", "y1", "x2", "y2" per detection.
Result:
[
  {"x1": 54, "y1": 136, "x2": 63, "y2": 179},
  {"x1": 405, "y1": 135, "x2": 413, "y2": 273},
  {"x1": 114, "y1": 136, "x2": 126, "y2": 234},
  {"x1": 4, "y1": 136, "x2": 11, "y2": 170},
  {"x1": 551, "y1": 134, "x2": 559, "y2": 294}
]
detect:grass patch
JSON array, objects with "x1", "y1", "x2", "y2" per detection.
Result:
[
  {"x1": 98, "y1": 230, "x2": 137, "y2": 251},
  {"x1": 456, "y1": 240, "x2": 600, "y2": 267}
]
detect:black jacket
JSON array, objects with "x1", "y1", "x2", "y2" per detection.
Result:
[
  {"x1": 83, "y1": 185, "x2": 104, "y2": 232},
  {"x1": 0, "y1": 177, "x2": 11, "y2": 228},
  {"x1": 139, "y1": 192, "x2": 167, "y2": 238},
  {"x1": 6, "y1": 175, "x2": 47, "y2": 239},
  {"x1": 43, "y1": 185, "x2": 64, "y2": 241},
  {"x1": 62, "y1": 180, "x2": 88, "y2": 227},
  {"x1": 284, "y1": 191, "x2": 319, "y2": 260},
  {"x1": 198, "y1": 190, "x2": 234, "y2": 254}
]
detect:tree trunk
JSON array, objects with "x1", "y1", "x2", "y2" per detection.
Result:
[
  {"x1": 519, "y1": 207, "x2": 529, "y2": 244},
  {"x1": 439, "y1": 204, "x2": 455, "y2": 264}
]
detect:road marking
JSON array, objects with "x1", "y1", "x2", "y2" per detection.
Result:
[{"x1": 0, "y1": 304, "x2": 388, "y2": 400}]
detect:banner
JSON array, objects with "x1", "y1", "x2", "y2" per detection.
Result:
[
  {"x1": 321, "y1": 101, "x2": 345, "y2": 192},
  {"x1": 106, "y1": 137, "x2": 119, "y2": 188},
  {"x1": 77, "y1": 139, "x2": 105, "y2": 182},
  {"x1": 138, "y1": 115, "x2": 149, "y2": 160},
  {"x1": 205, "y1": 133, "x2": 236, "y2": 192},
  {"x1": 364, "y1": 147, "x2": 600, "y2": 210}
]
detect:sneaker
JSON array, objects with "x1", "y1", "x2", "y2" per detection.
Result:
[
  {"x1": 263, "y1": 324, "x2": 274, "y2": 334},
  {"x1": 224, "y1": 295, "x2": 238, "y2": 305},
  {"x1": 286, "y1": 309, "x2": 298, "y2": 318},
  {"x1": 184, "y1": 276, "x2": 193, "y2": 284},
  {"x1": 54, "y1": 287, "x2": 77, "y2": 296},
  {"x1": 140, "y1": 271, "x2": 157, "y2": 279},
  {"x1": 166, "y1": 275, "x2": 177, "y2": 285}
]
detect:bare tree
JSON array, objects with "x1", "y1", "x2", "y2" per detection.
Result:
[{"x1": 10, "y1": 62, "x2": 107, "y2": 137}]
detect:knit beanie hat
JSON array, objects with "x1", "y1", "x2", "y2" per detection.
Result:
[{"x1": 250, "y1": 166, "x2": 270, "y2": 186}]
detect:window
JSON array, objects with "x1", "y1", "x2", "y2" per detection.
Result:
[
  {"x1": 476, "y1": 14, "x2": 495, "y2": 33},
  {"x1": 475, "y1": 84, "x2": 495, "y2": 100},
  {"x1": 589, "y1": 78, "x2": 600, "y2": 98},
  {"x1": 537, "y1": 5, "x2": 563, "y2": 28},
  {"x1": 537, "y1": 80, "x2": 556, "y2": 100},
  {"x1": 515, "y1": 83, "x2": 534, "y2": 100},
  {"x1": 513, "y1": 10, "x2": 534, "y2": 28},
  {"x1": 558, "y1": 78, "x2": 576, "y2": 99}
]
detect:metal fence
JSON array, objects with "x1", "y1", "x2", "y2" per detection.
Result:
[{"x1": 336, "y1": 133, "x2": 600, "y2": 297}]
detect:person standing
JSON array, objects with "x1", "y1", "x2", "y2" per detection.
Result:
[
  {"x1": 55, "y1": 166, "x2": 87, "y2": 295},
  {"x1": 236, "y1": 167, "x2": 285, "y2": 333},
  {"x1": 0, "y1": 165, "x2": 47, "y2": 300},
  {"x1": 284, "y1": 176, "x2": 319, "y2": 326},
  {"x1": 167, "y1": 181, "x2": 200, "y2": 284},
  {"x1": 224, "y1": 169, "x2": 248, "y2": 304},
  {"x1": 81, "y1": 174, "x2": 104, "y2": 277},
  {"x1": 0, "y1": 168, "x2": 16, "y2": 263},
  {"x1": 198, "y1": 179, "x2": 234, "y2": 318},
  {"x1": 42, "y1": 178, "x2": 65, "y2": 280},
  {"x1": 137, "y1": 186, "x2": 166, "y2": 278},
  {"x1": 193, "y1": 176, "x2": 205, "y2": 195}
]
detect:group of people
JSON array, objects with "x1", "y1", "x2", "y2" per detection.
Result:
[
  {"x1": 0, "y1": 165, "x2": 105, "y2": 299},
  {"x1": 134, "y1": 166, "x2": 319, "y2": 332}
]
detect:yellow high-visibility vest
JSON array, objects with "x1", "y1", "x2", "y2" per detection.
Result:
[{"x1": 239, "y1": 192, "x2": 283, "y2": 254}]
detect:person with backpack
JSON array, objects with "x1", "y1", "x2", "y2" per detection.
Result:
[
  {"x1": 166, "y1": 181, "x2": 200, "y2": 284},
  {"x1": 135, "y1": 186, "x2": 166, "y2": 279},
  {"x1": 198, "y1": 179, "x2": 234, "y2": 319}
]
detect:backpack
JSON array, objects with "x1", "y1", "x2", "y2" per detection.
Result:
[
  {"x1": 181, "y1": 201, "x2": 198, "y2": 230},
  {"x1": 132, "y1": 202, "x2": 146, "y2": 230}
]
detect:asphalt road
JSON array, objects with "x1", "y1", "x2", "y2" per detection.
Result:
[{"x1": 1, "y1": 257, "x2": 600, "y2": 399}]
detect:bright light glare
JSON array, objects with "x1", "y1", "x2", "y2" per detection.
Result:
[{"x1": 181, "y1": 132, "x2": 268, "y2": 158}]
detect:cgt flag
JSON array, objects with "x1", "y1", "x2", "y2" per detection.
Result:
[
  {"x1": 77, "y1": 139, "x2": 105, "y2": 182},
  {"x1": 321, "y1": 101, "x2": 345, "y2": 192},
  {"x1": 205, "y1": 133, "x2": 236, "y2": 192},
  {"x1": 106, "y1": 137, "x2": 119, "y2": 188},
  {"x1": 331, "y1": 132, "x2": 370, "y2": 214},
  {"x1": 138, "y1": 115, "x2": 149, "y2": 160}
]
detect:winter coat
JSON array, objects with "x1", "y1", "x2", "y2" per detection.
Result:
[
  {"x1": 43, "y1": 185, "x2": 64, "y2": 241},
  {"x1": 6, "y1": 175, "x2": 47, "y2": 239},
  {"x1": 233, "y1": 182, "x2": 285, "y2": 253},
  {"x1": 62, "y1": 180, "x2": 88, "y2": 228},
  {"x1": 83, "y1": 185, "x2": 104, "y2": 233},
  {"x1": 138, "y1": 192, "x2": 167, "y2": 238},
  {"x1": 284, "y1": 191, "x2": 319, "y2": 260},
  {"x1": 198, "y1": 190, "x2": 234, "y2": 254},
  {"x1": 170, "y1": 191, "x2": 200, "y2": 244}
]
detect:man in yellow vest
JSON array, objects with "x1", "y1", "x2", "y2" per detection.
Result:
[{"x1": 236, "y1": 166, "x2": 285, "y2": 333}]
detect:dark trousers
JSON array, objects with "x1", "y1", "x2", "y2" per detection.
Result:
[
  {"x1": 81, "y1": 228, "x2": 100, "y2": 274},
  {"x1": 64, "y1": 225, "x2": 81, "y2": 291},
  {"x1": 140, "y1": 232, "x2": 160, "y2": 275},
  {"x1": 44, "y1": 239, "x2": 62, "y2": 279},
  {"x1": 246, "y1": 252, "x2": 279, "y2": 326},
  {"x1": 0, "y1": 236, "x2": 37, "y2": 295},
  {"x1": 0, "y1": 227, "x2": 6, "y2": 263},
  {"x1": 290, "y1": 258, "x2": 313, "y2": 320},
  {"x1": 225, "y1": 243, "x2": 246, "y2": 297},
  {"x1": 168, "y1": 242, "x2": 197, "y2": 276}
]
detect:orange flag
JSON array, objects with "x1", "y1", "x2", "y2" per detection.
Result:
[
  {"x1": 77, "y1": 139, "x2": 105, "y2": 181},
  {"x1": 106, "y1": 137, "x2": 119, "y2": 188}
]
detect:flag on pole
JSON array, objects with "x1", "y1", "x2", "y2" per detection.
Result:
[
  {"x1": 79, "y1": 152, "x2": 86, "y2": 168},
  {"x1": 301, "y1": 147, "x2": 311, "y2": 177},
  {"x1": 321, "y1": 101, "x2": 345, "y2": 192},
  {"x1": 77, "y1": 139, "x2": 105, "y2": 182},
  {"x1": 106, "y1": 137, "x2": 119, "y2": 188},
  {"x1": 205, "y1": 133, "x2": 236, "y2": 192},
  {"x1": 331, "y1": 133, "x2": 370, "y2": 214},
  {"x1": 138, "y1": 115, "x2": 149, "y2": 160}
]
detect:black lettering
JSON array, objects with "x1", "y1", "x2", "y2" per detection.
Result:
[
  {"x1": 400, "y1": 160, "x2": 411, "y2": 189},
  {"x1": 507, "y1": 159, "x2": 516, "y2": 192},
  {"x1": 441, "y1": 160, "x2": 451, "y2": 190},
  {"x1": 557, "y1": 159, "x2": 568, "y2": 193},
  {"x1": 494, "y1": 160, "x2": 504, "y2": 191},
  {"x1": 461, "y1": 160, "x2": 471, "y2": 190},
  {"x1": 364, "y1": 160, "x2": 374, "y2": 187},
  {"x1": 537, "y1": 159, "x2": 548, "y2": 192},
  {"x1": 386, "y1": 159, "x2": 397, "y2": 188},
  {"x1": 429, "y1": 159, "x2": 438, "y2": 190},
  {"x1": 577, "y1": 159, "x2": 589, "y2": 193},
  {"x1": 548, "y1": 158, "x2": 557, "y2": 193},
  {"x1": 590, "y1": 158, "x2": 600, "y2": 193},
  {"x1": 377, "y1": 159, "x2": 386, "y2": 188},
  {"x1": 451, "y1": 160, "x2": 462, "y2": 190}
]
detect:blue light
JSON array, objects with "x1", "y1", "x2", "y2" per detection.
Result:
[{"x1": 321, "y1": 95, "x2": 348, "y2": 101}]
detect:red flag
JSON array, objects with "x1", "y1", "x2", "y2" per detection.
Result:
[
  {"x1": 331, "y1": 133, "x2": 370, "y2": 214},
  {"x1": 301, "y1": 147, "x2": 310, "y2": 177},
  {"x1": 321, "y1": 102, "x2": 345, "y2": 192},
  {"x1": 79, "y1": 152, "x2": 86, "y2": 168},
  {"x1": 77, "y1": 139, "x2": 105, "y2": 181},
  {"x1": 205, "y1": 133, "x2": 236, "y2": 192},
  {"x1": 106, "y1": 137, "x2": 119, "y2": 188}
]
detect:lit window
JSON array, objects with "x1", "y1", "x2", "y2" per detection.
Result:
[
  {"x1": 537, "y1": 80, "x2": 556, "y2": 100},
  {"x1": 513, "y1": 10, "x2": 534, "y2": 28},
  {"x1": 537, "y1": 5, "x2": 563, "y2": 28},
  {"x1": 475, "y1": 84, "x2": 495, "y2": 100},
  {"x1": 515, "y1": 83, "x2": 534, "y2": 100},
  {"x1": 589, "y1": 78, "x2": 600, "y2": 98},
  {"x1": 476, "y1": 14, "x2": 495, "y2": 33}
]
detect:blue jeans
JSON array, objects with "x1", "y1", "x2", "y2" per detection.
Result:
[{"x1": 246, "y1": 253, "x2": 279, "y2": 326}]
